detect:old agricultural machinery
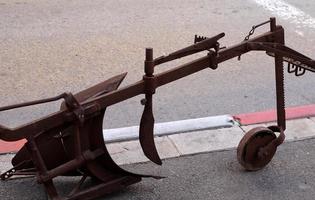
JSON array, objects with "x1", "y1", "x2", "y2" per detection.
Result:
[{"x1": 1, "y1": 18, "x2": 315, "y2": 199}]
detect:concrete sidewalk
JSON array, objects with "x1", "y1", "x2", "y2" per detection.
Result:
[
  {"x1": 80, "y1": 117, "x2": 315, "y2": 166},
  {"x1": 1, "y1": 117, "x2": 315, "y2": 199}
]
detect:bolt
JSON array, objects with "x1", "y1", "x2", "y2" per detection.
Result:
[{"x1": 141, "y1": 99, "x2": 147, "y2": 105}]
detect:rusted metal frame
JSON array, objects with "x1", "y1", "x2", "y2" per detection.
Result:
[
  {"x1": 0, "y1": 27, "x2": 284, "y2": 143},
  {"x1": 25, "y1": 135, "x2": 60, "y2": 198},
  {"x1": 245, "y1": 21, "x2": 286, "y2": 149},
  {"x1": 272, "y1": 20, "x2": 286, "y2": 148},
  {"x1": 0, "y1": 160, "x2": 34, "y2": 180},
  {"x1": 26, "y1": 135, "x2": 49, "y2": 175},
  {"x1": 43, "y1": 180, "x2": 60, "y2": 200},
  {"x1": 275, "y1": 53, "x2": 286, "y2": 128},
  {"x1": 0, "y1": 26, "x2": 284, "y2": 143},
  {"x1": 18, "y1": 74, "x2": 133, "y2": 199},
  {"x1": 5, "y1": 171, "x2": 36, "y2": 177},
  {"x1": 90, "y1": 29, "x2": 283, "y2": 105},
  {"x1": 73, "y1": 125, "x2": 83, "y2": 159},
  {"x1": 216, "y1": 29, "x2": 283, "y2": 63},
  {"x1": 17, "y1": 147, "x2": 108, "y2": 199},
  {"x1": 273, "y1": 54, "x2": 286, "y2": 141},
  {"x1": 0, "y1": 109, "x2": 74, "y2": 141},
  {"x1": 268, "y1": 125, "x2": 285, "y2": 146},
  {"x1": 68, "y1": 174, "x2": 88, "y2": 197},
  {"x1": 154, "y1": 52, "x2": 217, "y2": 87},
  {"x1": 1, "y1": 76, "x2": 143, "y2": 198},
  {"x1": 247, "y1": 42, "x2": 315, "y2": 72},
  {"x1": 246, "y1": 25, "x2": 286, "y2": 131},
  {"x1": 0, "y1": 73, "x2": 127, "y2": 141},
  {"x1": 0, "y1": 101, "x2": 103, "y2": 141},
  {"x1": 37, "y1": 148, "x2": 104, "y2": 183},
  {"x1": 21, "y1": 129, "x2": 104, "y2": 184},
  {"x1": 0, "y1": 19, "x2": 302, "y2": 199}
]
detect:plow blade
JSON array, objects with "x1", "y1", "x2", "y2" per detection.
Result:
[
  {"x1": 4, "y1": 72, "x2": 161, "y2": 200},
  {"x1": 12, "y1": 72, "x2": 128, "y2": 170}
]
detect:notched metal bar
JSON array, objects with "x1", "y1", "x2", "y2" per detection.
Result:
[{"x1": 154, "y1": 33, "x2": 224, "y2": 65}]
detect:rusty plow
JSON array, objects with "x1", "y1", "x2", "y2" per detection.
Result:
[{"x1": 1, "y1": 18, "x2": 315, "y2": 199}]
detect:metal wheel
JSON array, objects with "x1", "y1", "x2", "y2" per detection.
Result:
[{"x1": 237, "y1": 127, "x2": 277, "y2": 171}]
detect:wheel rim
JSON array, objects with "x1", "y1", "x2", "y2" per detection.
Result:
[{"x1": 237, "y1": 127, "x2": 277, "y2": 171}]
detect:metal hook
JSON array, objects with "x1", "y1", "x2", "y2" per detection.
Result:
[
  {"x1": 295, "y1": 67, "x2": 306, "y2": 76},
  {"x1": 287, "y1": 63, "x2": 296, "y2": 73}
]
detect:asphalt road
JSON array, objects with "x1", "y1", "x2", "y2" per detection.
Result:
[
  {"x1": 0, "y1": 0, "x2": 315, "y2": 129},
  {"x1": 2, "y1": 137, "x2": 315, "y2": 200},
  {"x1": 104, "y1": 138, "x2": 315, "y2": 200}
]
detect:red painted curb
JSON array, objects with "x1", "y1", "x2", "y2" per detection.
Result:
[
  {"x1": 0, "y1": 139, "x2": 26, "y2": 154},
  {"x1": 233, "y1": 104, "x2": 315, "y2": 125}
]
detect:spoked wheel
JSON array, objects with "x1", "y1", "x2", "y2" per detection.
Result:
[{"x1": 237, "y1": 127, "x2": 277, "y2": 171}]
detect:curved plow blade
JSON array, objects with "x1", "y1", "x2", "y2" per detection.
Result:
[
  {"x1": 86, "y1": 110, "x2": 164, "y2": 180},
  {"x1": 139, "y1": 95, "x2": 162, "y2": 165},
  {"x1": 8, "y1": 72, "x2": 162, "y2": 200},
  {"x1": 11, "y1": 73, "x2": 128, "y2": 173}
]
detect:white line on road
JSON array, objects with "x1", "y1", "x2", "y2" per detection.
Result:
[{"x1": 253, "y1": 0, "x2": 315, "y2": 29}]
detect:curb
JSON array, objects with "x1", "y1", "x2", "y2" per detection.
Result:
[
  {"x1": 233, "y1": 104, "x2": 315, "y2": 125},
  {"x1": 0, "y1": 115, "x2": 234, "y2": 154},
  {"x1": 1, "y1": 104, "x2": 315, "y2": 154},
  {"x1": 0, "y1": 140, "x2": 26, "y2": 154},
  {"x1": 103, "y1": 115, "x2": 234, "y2": 143}
]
